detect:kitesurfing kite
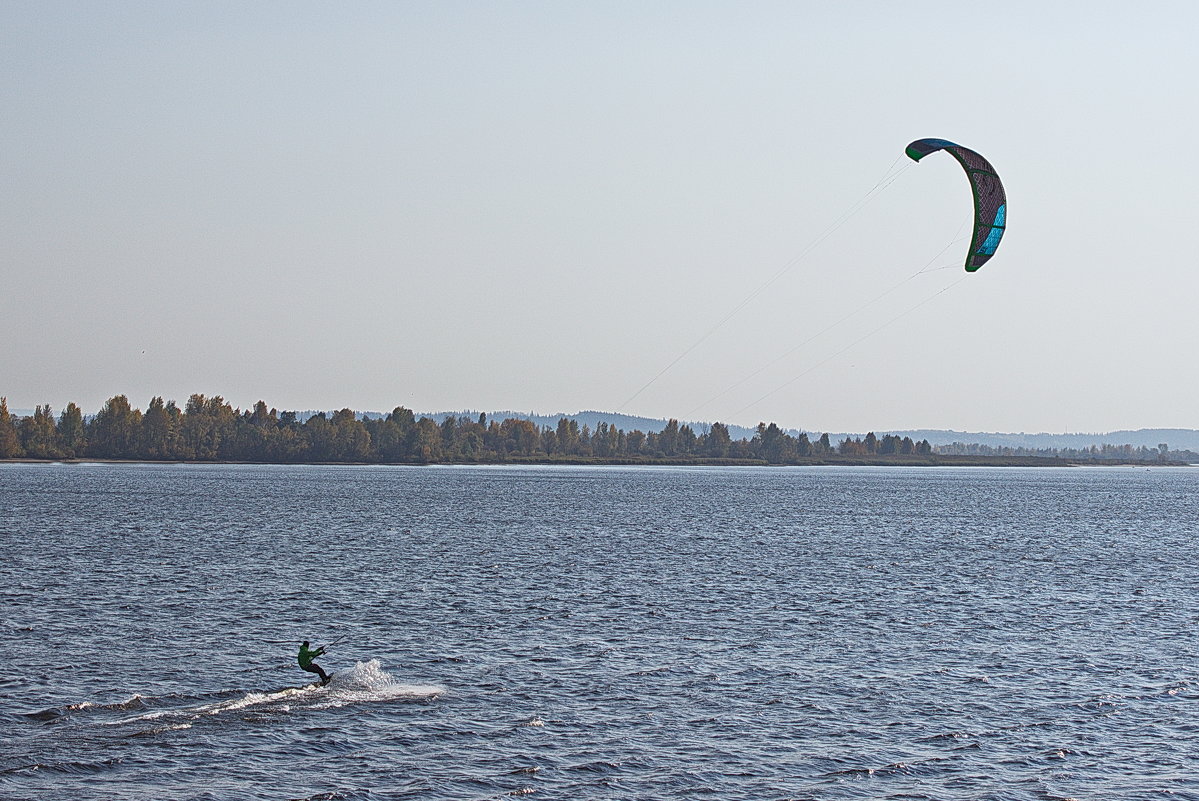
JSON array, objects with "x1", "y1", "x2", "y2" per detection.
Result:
[{"x1": 905, "y1": 138, "x2": 1006, "y2": 272}]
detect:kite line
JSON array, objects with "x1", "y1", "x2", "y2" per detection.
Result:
[
  {"x1": 684, "y1": 229, "x2": 968, "y2": 420},
  {"x1": 616, "y1": 155, "x2": 913, "y2": 413},
  {"x1": 732, "y1": 273, "x2": 970, "y2": 419}
]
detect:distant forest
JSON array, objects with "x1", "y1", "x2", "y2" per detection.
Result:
[
  {"x1": 0, "y1": 394, "x2": 929, "y2": 464},
  {"x1": 935, "y1": 440, "x2": 1198, "y2": 462},
  {"x1": 0, "y1": 395, "x2": 1192, "y2": 465}
]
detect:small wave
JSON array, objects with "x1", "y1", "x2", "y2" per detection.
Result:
[
  {"x1": 22, "y1": 695, "x2": 149, "y2": 722},
  {"x1": 0, "y1": 757, "x2": 124, "y2": 777},
  {"x1": 918, "y1": 729, "x2": 976, "y2": 742},
  {"x1": 567, "y1": 760, "x2": 624, "y2": 773},
  {"x1": 626, "y1": 666, "x2": 671, "y2": 677},
  {"x1": 126, "y1": 721, "x2": 194, "y2": 737},
  {"x1": 71, "y1": 695, "x2": 150, "y2": 712},
  {"x1": 827, "y1": 761, "x2": 922, "y2": 778},
  {"x1": 426, "y1": 655, "x2": 468, "y2": 664},
  {"x1": 21, "y1": 708, "x2": 67, "y2": 723}
]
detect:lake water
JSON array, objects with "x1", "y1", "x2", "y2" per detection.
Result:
[{"x1": 3, "y1": 463, "x2": 1198, "y2": 800}]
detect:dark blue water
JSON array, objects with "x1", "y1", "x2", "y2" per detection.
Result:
[{"x1": 3, "y1": 463, "x2": 1198, "y2": 800}]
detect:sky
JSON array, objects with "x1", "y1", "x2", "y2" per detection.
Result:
[{"x1": 2, "y1": 1, "x2": 1196, "y2": 434}]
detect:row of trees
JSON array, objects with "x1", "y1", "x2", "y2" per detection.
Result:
[
  {"x1": 0, "y1": 394, "x2": 937, "y2": 464},
  {"x1": 935, "y1": 440, "x2": 1198, "y2": 462}
]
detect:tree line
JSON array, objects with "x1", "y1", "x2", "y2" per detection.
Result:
[
  {"x1": 935, "y1": 440, "x2": 1198, "y2": 462},
  {"x1": 0, "y1": 394, "x2": 936, "y2": 464}
]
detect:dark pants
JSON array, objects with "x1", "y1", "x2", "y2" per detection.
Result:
[{"x1": 302, "y1": 662, "x2": 330, "y2": 685}]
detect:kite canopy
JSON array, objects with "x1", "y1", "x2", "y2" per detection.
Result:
[{"x1": 906, "y1": 138, "x2": 1006, "y2": 272}]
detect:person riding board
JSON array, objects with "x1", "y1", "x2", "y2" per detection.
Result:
[{"x1": 298, "y1": 640, "x2": 331, "y2": 685}]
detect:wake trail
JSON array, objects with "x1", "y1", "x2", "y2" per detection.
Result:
[{"x1": 73, "y1": 659, "x2": 446, "y2": 732}]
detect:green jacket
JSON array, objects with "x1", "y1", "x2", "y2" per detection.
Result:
[{"x1": 298, "y1": 644, "x2": 325, "y2": 668}]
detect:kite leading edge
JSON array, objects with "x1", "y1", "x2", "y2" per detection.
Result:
[{"x1": 906, "y1": 138, "x2": 1006, "y2": 272}]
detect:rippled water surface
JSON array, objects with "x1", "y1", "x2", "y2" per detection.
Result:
[{"x1": 3, "y1": 463, "x2": 1199, "y2": 800}]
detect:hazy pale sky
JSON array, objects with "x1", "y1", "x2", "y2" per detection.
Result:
[{"x1": 3, "y1": 2, "x2": 1196, "y2": 434}]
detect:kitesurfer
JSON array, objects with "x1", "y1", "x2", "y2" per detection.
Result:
[{"x1": 298, "y1": 640, "x2": 330, "y2": 685}]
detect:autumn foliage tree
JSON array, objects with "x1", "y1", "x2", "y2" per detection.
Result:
[
  {"x1": 0, "y1": 392, "x2": 953, "y2": 465},
  {"x1": 0, "y1": 397, "x2": 24, "y2": 458}
]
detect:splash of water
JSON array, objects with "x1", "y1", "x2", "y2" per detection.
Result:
[{"x1": 313, "y1": 659, "x2": 444, "y2": 708}]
